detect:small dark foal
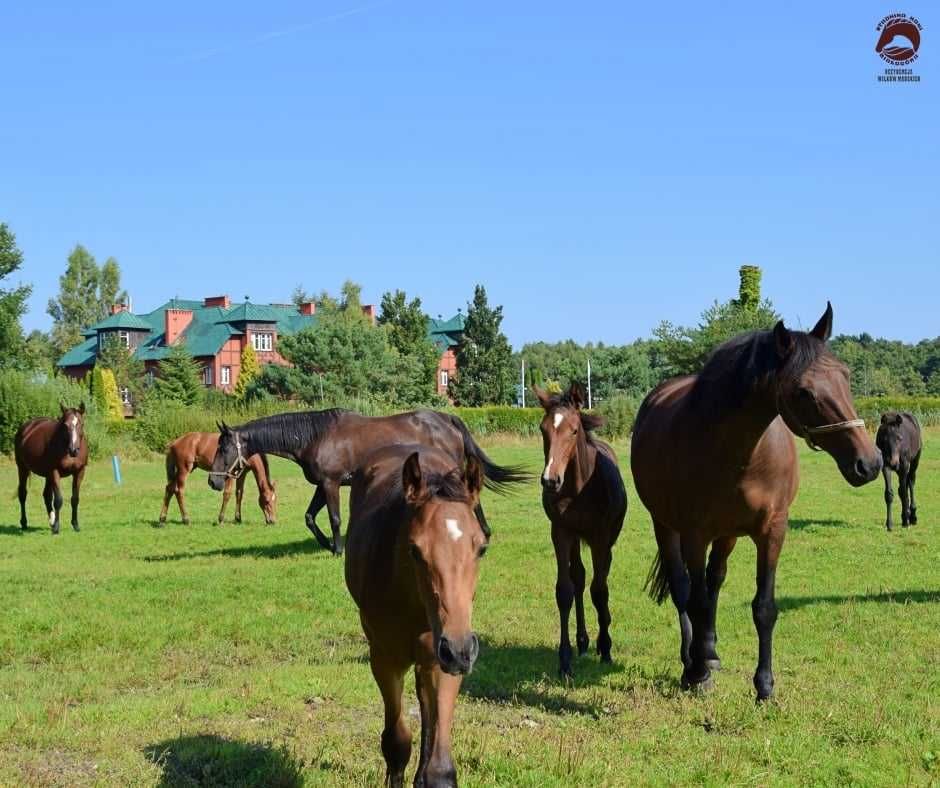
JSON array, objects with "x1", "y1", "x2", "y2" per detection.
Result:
[{"x1": 876, "y1": 412, "x2": 922, "y2": 531}]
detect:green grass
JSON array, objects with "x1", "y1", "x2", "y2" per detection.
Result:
[{"x1": 1, "y1": 434, "x2": 938, "y2": 787}]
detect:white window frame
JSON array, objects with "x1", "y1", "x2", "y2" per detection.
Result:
[
  {"x1": 118, "y1": 330, "x2": 130, "y2": 348},
  {"x1": 221, "y1": 366, "x2": 231, "y2": 385},
  {"x1": 203, "y1": 365, "x2": 214, "y2": 386},
  {"x1": 252, "y1": 332, "x2": 274, "y2": 352},
  {"x1": 119, "y1": 386, "x2": 130, "y2": 404},
  {"x1": 440, "y1": 370, "x2": 449, "y2": 387}
]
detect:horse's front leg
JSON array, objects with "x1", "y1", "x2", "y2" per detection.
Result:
[
  {"x1": 588, "y1": 541, "x2": 613, "y2": 663},
  {"x1": 882, "y1": 466, "x2": 894, "y2": 531},
  {"x1": 17, "y1": 464, "x2": 29, "y2": 530},
  {"x1": 570, "y1": 541, "x2": 589, "y2": 656},
  {"x1": 44, "y1": 472, "x2": 63, "y2": 535},
  {"x1": 370, "y1": 652, "x2": 411, "y2": 788},
  {"x1": 680, "y1": 539, "x2": 711, "y2": 691},
  {"x1": 703, "y1": 536, "x2": 737, "y2": 670},
  {"x1": 323, "y1": 479, "x2": 344, "y2": 556},
  {"x1": 551, "y1": 522, "x2": 576, "y2": 677},
  {"x1": 304, "y1": 485, "x2": 334, "y2": 551},
  {"x1": 752, "y1": 527, "x2": 784, "y2": 701},
  {"x1": 234, "y1": 472, "x2": 246, "y2": 524},
  {"x1": 217, "y1": 476, "x2": 233, "y2": 525},
  {"x1": 898, "y1": 465, "x2": 911, "y2": 527},
  {"x1": 70, "y1": 467, "x2": 85, "y2": 532},
  {"x1": 653, "y1": 521, "x2": 692, "y2": 672},
  {"x1": 908, "y1": 458, "x2": 919, "y2": 525}
]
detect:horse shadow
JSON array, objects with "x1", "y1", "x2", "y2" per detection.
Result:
[
  {"x1": 143, "y1": 537, "x2": 325, "y2": 563},
  {"x1": 788, "y1": 518, "x2": 847, "y2": 531},
  {"x1": 778, "y1": 589, "x2": 940, "y2": 612},
  {"x1": 462, "y1": 639, "x2": 626, "y2": 717},
  {"x1": 0, "y1": 525, "x2": 28, "y2": 536},
  {"x1": 144, "y1": 734, "x2": 303, "y2": 787}
]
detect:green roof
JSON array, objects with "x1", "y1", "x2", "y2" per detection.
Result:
[
  {"x1": 222, "y1": 302, "x2": 282, "y2": 323},
  {"x1": 87, "y1": 311, "x2": 154, "y2": 332},
  {"x1": 428, "y1": 313, "x2": 465, "y2": 352}
]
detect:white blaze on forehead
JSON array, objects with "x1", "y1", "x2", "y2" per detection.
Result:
[
  {"x1": 445, "y1": 518, "x2": 463, "y2": 541},
  {"x1": 543, "y1": 455, "x2": 554, "y2": 480},
  {"x1": 553, "y1": 412, "x2": 564, "y2": 429}
]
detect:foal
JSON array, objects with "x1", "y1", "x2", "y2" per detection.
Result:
[
  {"x1": 15, "y1": 404, "x2": 89, "y2": 534},
  {"x1": 876, "y1": 412, "x2": 922, "y2": 531},
  {"x1": 159, "y1": 432, "x2": 276, "y2": 526},
  {"x1": 345, "y1": 446, "x2": 487, "y2": 787},
  {"x1": 534, "y1": 382, "x2": 627, "y2": 677}
]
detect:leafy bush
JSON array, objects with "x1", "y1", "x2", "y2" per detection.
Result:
[
  {"x1": 450, "y1": 407, "x2": 542, "y2": 437},
  {"x1": 854, "y1": 396, "x2": 940, "y2": 428},
  {"x1": 0, "y1": 370, "x2": 92, "y2": 454},
  {"x1": 596, "y1": 395, "x2": 638, "y2": 438}
]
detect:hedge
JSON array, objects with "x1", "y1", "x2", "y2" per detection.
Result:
[{"x1": 854, "y1": 396, "x2": 940, "y2": 428}]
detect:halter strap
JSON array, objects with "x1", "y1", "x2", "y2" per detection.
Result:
[
  {"x1": 775, "y1": 388, "x2": 867, "y2": 451},
  {"x1": 208, "y1": 433, "x2": 248, "y2": 478}
]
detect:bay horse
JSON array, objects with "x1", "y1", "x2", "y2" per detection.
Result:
[
  {"x1": 14, "y1": 403, "x2": 89, "y2": 534},
  {"x1": 876, "y1": 411, "x2": 922, "y2": 531},
  {"x1": 534, "y1": 382, "x2": 627, "y2": 677},
  {"x1": 158, "y1": 432, "x2": 277, "y2": 526},
  {"x1": 345, "y1": 445, "x2": 487, "y2": 787},
  {"x1": 209, "y1": 409, "x2": 527, "y2": 555},
  {"x1": 631, "y1": 304, "x2": 882, "y2": 700}
]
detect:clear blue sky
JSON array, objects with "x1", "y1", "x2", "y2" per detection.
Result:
[{"x1": 2, "y1": 1, "x2": 937, "y2": 347}]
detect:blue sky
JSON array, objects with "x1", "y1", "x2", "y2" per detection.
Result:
[{"x1": 2, "y1": 1, "x2": 936, "y2": 347}]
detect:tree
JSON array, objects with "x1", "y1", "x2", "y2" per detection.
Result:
[
  {"x1": 379, "y1": 289, "x2": 439, "y2": 400},
  {"x1": 291, "y1": 284, "x2": 313, "y2": 308},
  {"x1": 89, "y1": 366, "x2": 124, "y2": 421},
  {"x1": 450, "y1": 285, "x2": 514, "y2": 406},
  {"x1": 22, "y1": 330, "x2": 57, "y2": 372},
  {"x1": 153, "y1": 343, "x2": 204, "y2": 405},
  {"x1": 97, "y1": 257, "x2": 128, "y2": 321},
  {"x1": 98, "y1": 334, "x2": 145, "y2": 406},
  {"x1": 234, "y1": 342, "x2": 260, "y2": 399},
  {"x1": 0, "y1": 223, "x2": 31, "y2": 370}
]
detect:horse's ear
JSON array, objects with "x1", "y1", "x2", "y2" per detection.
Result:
[
  {"x1": 402, "y1": 451, "x2": 427, "y2": 505},
  {"x1": 217, "y1": 421, "x2": 228, "y2": 434},
  {"x1": 464, "y1": 454, "x2": 483, "y2": 504},
  {"x1": 532, "y1": 386, "x2": 551, "y2": 410},
  {"x1": 880, "y1": 413, "x2": 890, "y2": 425},
  {"x1": 773, "y1": 320, "x2": 793, "y2": 359},
  {"x1": 893, "y1": 413, "x2": 903, "y2": 426},
  {"x1": 810, "y1": 301, "x2": 833, "y2": 342},
  {"x1": 78, "y1": 401, "x2": 85, "y2": 415},
  {"x1": 568, "y1": 381, "x2": 586, "y2": 410}
]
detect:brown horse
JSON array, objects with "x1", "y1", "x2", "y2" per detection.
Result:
[
  {"x1": 345, "y1": 445, "x2": 487, "y2": 787},
  {"x1": 209, "y1": 409, "x2": 526, "y2": 555},
  {"x1": 534, "y1": 382, "x2": 627, "y2": 677},
  {"x1": 159, "y1": 432, "x2": 276, "y2": 526},
  {"x1": 15, "y1": 403, "x2": 89, "y2": 534},
  {"x1": 631, "y1": 304, "x2": 882, "y2": 700}
]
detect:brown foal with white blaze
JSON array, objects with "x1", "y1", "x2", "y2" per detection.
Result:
[
  {"x1": 345, "y1": 445, "x2": 487, "y2": 788},
  {"x1": 159, "y1": 431, "x2": 276, "y2": 526}
]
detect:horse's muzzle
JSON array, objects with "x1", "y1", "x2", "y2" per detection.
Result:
[
  {"x1": 68, "y1": 448, "x2": 79, "y2": 458},
  {"x1": 840, "y1": 453, "x2": 882, "y2": 487},
  {"x1": 541, "y1": 476, "x2": 562, "y2": 494},
  {"x1": 437, "y1": 633, "x2": 479, "y2": 675}
]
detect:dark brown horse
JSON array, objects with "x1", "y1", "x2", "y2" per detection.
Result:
[
  {"x1": 159, "y1": 432, "x2": 276, "y2": 526},
  {"x1": 534, "y1": 382, "x2": 627, "y2": 677},
  {"x1": 345, "y1": 445, "x2": 487, "y2": 787},
  {"x1": 15, "y1": 403, "x2": 89, "y2": 534},
  {"x1": 876, "y1": 411, "x2": 922, "y2": 531},
  {"x1": 631, "y1": 304, "x2": 882, "y2": 700},
  {"x1": 209, "y1": 409, "x2": 526, "y2": 555}
]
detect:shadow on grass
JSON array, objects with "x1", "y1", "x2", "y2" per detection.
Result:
[
  {"x1": 143, "y1": 537, "x2": 326, "y2": 562},
  {"x1": 788, "y1": 518, "x2": 848, "y2": 531},
  {"x1": 461, "y1": 638, "x2": 625, "y2": 717},
  {"x1": 0, "y1": 524, "x2": 29, "y2": 536},
  {"x1": 145, "y1": 734, "x2": 303, "y2": 787},
  {"x1": 778, "y1": 589, "x2": 940, "y2": 611}
]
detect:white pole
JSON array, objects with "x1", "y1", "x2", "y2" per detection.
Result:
[
  {"x1": 587, "y1": 359, "x2": 593, "y2": 409},
  {"x1": 520, "y1": 358, "x2": 525, "y2": 407}
]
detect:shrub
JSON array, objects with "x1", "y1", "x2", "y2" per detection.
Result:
[
  {"x1": 0, "y1": 370, "x2": 92, "y2": 454},
  {"x1": 596, "y1": 395, "x2": 638, "y2": 438},
  {"x1": 854, "y1": 396, "x2": 940, "y2": 429}
]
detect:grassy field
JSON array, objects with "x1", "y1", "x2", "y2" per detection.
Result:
[{"x1": 0, "y1": 433, "x2": 938, "y2": 787}]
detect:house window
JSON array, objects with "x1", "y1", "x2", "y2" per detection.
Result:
[
  {"x1": 119, "y1": 386, "x2": 130, "y2": 405},
  {"x1": 221, "y1": 366, "x2": 231, "y2": 385},
  {"x1": 252, "y1": 332, "x2": 274, "y2": 352},
  {"x1": 145, "y1": 369, "x2": 155, "y2": 385},
  {"x1": 118, "y1": 330, "x2": 130, "y2": 348},
  {"x1": 440, "y1": 370, "x2": 449, "y2": 388},
  {"x1": 203, "y1": 365, "x2": 214, "y2": 386}
]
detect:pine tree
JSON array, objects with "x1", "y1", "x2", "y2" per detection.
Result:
[
  {"x1": 0, "y1": 223, "x2": 31, "y2": 369},
  {"x1": 98, "y1": 334, "x2": 145, "y2": 406},
  {"x1": 99, "y1": 368, "x2": 125, "y2": 421},
  {"x1": 378, "y1": 289, "x2": 439, "y2": 400},
  {"x1": 234, "y1": 342, "x2": 260, "y2": 400},
  {"x1": 153, "y1": 343, "x2": 204, "y2": 405},
  {"x1": 450, "y1": 285, "x2": 515, "y2": 406}
]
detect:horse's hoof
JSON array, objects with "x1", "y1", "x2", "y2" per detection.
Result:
[
  {"x1": 182, "y1": 518, "x2": 190, "y2": 525},
  {"x1": 72, "y1": 524, "x2": 80, "y2": 532},
  {"x1": 20, "y1": 524, "x2": 27, "y2": 531},
  {"x1": 681, "y1": 668, "x2": 713, "y2": 693},
  {"x1": 576, "y1": 634, "x2": 590, "y2": 656},
  {"x1": 599, "y1": 651, "x2": 612, "y2": 664},
  {"x1": 705, "y1": 658, "x2": 722, "y2": 671}
]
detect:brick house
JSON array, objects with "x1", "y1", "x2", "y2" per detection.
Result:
[{"x1": 428, "y1": 312, "x2": 465, "y2": 398}]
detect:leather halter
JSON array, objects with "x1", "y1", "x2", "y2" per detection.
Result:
[
  {"x1": 208, "y1": 432, "x2": 248, "y2": 478},
  {"x1": 777, "y1": 389, "x2": 866, "y2": 451}
]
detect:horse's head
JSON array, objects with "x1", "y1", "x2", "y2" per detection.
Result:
[
  {"x1": 876, "y1": 412, "x2": 905, "y2": 470},
  {"x1": 533, "y1": 382, "x2": 602, "y2": 495},
  {"x1": 403, "y1": 451, "x2": 486, "y2": 676},
  {"x1": 209, "y1": 421, "x2": 248, "y2": 491},
  {"x1": 59, "y1": 402, "x2": 86, "y2": 458},
  {"x1": 773, "y1": 303, "x2": 881, "y2": 487},
  {"x1": 259, "y1": 480, "x2": 277, "y2": 524}
]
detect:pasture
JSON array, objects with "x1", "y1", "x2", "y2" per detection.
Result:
[{"x1": 1, "y1": 435, "x2": 938, "y2": 787}]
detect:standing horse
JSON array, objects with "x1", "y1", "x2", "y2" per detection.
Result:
[
  {"x1": 209, "y1": 409, "x2": 526, "y2": 555},
  {"x1": 876, "y1": 412, "x2": 922, "y2": 531},
  {"x1": 345, "y1": 445, "x2": 487, "y2": 787},
  {"x1": 534, "y1": 382, "x2": 627, "y2": 677},
  {"x1": 158, "y1": 432, "x2": 277, "y2": 526},
  {"x1": 14, "y1": 404, "x2": 89, "y2": 534},
  {"x1": 631, "y1": 304, "x2": 882, "y2": 700}
]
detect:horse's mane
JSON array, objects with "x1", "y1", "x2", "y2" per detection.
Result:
[
  {"x1": 543, "y1": 390, "x2": 606, "y2": 441},
  {"x1": 384, "y1": 465, "x2": 472, "y2": 507},
  {"x1": 690, "y1": 327, "x2": 835, "y2": 417},
  {"x1": 240, "y1": 409, "x2": 346, "y2": 453}
]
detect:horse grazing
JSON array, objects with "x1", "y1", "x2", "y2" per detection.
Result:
[
  {"x1": 159, "y1": 432, "x2": 276, "y2": 526},
  {"x1": 209, "y1": 409, "x2": 527, "y2": 555},
  {"x1": 345, "y1": 445, "x2": 487, "y2": 787},
  {"x1": 14, "y1": 403, "x2": 89, "y2": 534},
  {"x1": 534, "y1": 382, "x2": 627, "y2": 677},
  {"x1": 631, "y1": 304, "x2": 882, "y2": 700},
  {"x1": 876, "y1": 412, "x2": 922, "y2": 531}
]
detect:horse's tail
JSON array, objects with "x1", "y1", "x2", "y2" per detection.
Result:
[
  {"x1": 644, "y1": 549, "x2": 671, "y2": 605},
  {"x1": 448, "y1": 414, "x2": 531, "y2": 494},
  {"x1": 165, "y1": 449, "x2": 177, "y2": 484}
]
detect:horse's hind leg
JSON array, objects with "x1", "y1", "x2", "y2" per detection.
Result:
[
  {"x1": 653, "y1": 522, "x2": 692, "y2": 671},
  {"x1": 680, "y1": 539, "x2": 711, "y2": 691},
  {"x1": 908, "y1": 456, "x2": 919, "y2": 525},
  {"x1": 570, "y1": 542, "x2": 589, "y2": 656},
  {"x1": 589, "y1": 541, "x2": 614, "y2": 663},
  {"x1": 17, "y1": 464, "x2": 29, "y2": 530},
  {"x1": 882, "y1": 466, "x2": 894, "y2": 531},
  {"x1": 304, "y1": 486, "x2": 333, "y2": 550},
  {"x1": 174, "y1": 476, "x2": 190, "y2": 525},
  {"x1": 323, "y1": 480, "x2": 345, "y2": 556},
  {"x1": 217, "y1": 476, "x2": 233, "y2": 525},
  {"x1": 703, "y1": 536, "x2": 737, "y2": 670},
  {"x1": 369, "y1": 652, "x2": 411, "y2": 788},
  {"x1": 551, "y1": 523, "x2": 577, "y2": 677},
  {"x1": 752, "y1": 526, "x2": 784, "y2": 701},
  {"x1": 70, "y1": 467, "x2": 85, "y2": 532},
  {"x1": 898, "y1": 466, "x2": 911, "y2": 527}
]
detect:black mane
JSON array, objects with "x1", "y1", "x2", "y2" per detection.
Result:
[
  {"x1": 238, "y1": 409, "x2": 346, "y2": 453},
  {"x1": 690, "y1": 327, "x2": 833, "y2": 417},
  {"x1": 543, "y1": 390, "x2": 607, "y2": 437}
]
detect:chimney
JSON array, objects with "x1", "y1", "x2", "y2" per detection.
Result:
[
  {"x1": 361, "y1": 304, "x2": 376, "y2": 324},
  {"x1": 165, "y1": 307, "x2": 194, "y2": 345},
  {"x1": 204, "y1": 295, "x2": 231, "y2": 309},
  {"x1": 299, "y1": 301, "x2": 316, "y2": 316},
  {"x1": 110, "y1": 303, "x2": 128, "y2": 315}
]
